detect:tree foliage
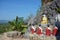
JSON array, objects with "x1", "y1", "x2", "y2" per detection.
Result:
[
  {"x1": 0, "y1": 24, "x2": 12, "y2": 34},
  {"x1": 8, "y1": 16, "x2": 27, "y2": 33}
]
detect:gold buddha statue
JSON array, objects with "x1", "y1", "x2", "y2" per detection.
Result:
[{"x1": 41, "y1": 14, "x2": 48, "y2": 24}]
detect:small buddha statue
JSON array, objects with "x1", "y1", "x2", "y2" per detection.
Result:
[{"x1": 41, "y1": 14, "x2": 48, "y2": 24}]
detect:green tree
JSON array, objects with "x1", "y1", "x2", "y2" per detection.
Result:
[
  {"x1": 8, "y1": 16, "x2": 25, "y2": 31},
  {"x1": 0, "y1": 24, "x2": 11, "y2": 34}
]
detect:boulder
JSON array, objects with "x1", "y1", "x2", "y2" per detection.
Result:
[{"x1": 6, "y1": 31, "x2": 21, "y2": 38}]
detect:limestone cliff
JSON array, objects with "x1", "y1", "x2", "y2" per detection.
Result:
[{"x1": 29, "y1": 0, "x2": 60, "y2": 25}]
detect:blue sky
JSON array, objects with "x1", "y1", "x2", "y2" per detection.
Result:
[{"x1": 0, "y1": 0, "x2": 41, "y2": 20}]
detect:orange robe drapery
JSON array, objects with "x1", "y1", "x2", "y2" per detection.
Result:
[
  {"x1": 36, "y1": 27, "x2": 42, "y2": 35},
  {"x1": 52, "y1": 27, "x2": 58, "y2": 36},
  {"x1": 46, "y1": 27, "x2": 51, "y2": 36},
  {"x1": 30, "y1": 26, "x2": 35, "y2": 34}
]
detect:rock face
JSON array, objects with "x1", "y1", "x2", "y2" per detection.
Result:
[
  {"x1": 42, "y1": 0, "x2": 53, "y2": 5},
  {"x1": 0, "y1": 31, "x2": 28, "y2": 40},
  {"x1": 28, "y1": 0, "x2": 60, "y2": 40},
  {"x1": 28, "y1": 0, "x2": 60, "y2": 25},
  {"x1": 5, "y1": 31, "x2": 21, "y2": 38}
]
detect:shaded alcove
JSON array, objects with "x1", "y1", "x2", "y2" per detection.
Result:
[{"x1": 55, "y1": 21, "x2": 60, "y2": 40}]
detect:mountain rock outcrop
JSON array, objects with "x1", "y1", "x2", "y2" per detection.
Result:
[
  {"x1": 28, "y1": 0, "x2": 60, "y2": 25},
  {"x1": 27, "y1": 0, "x2": 60, "y2": 40}
]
